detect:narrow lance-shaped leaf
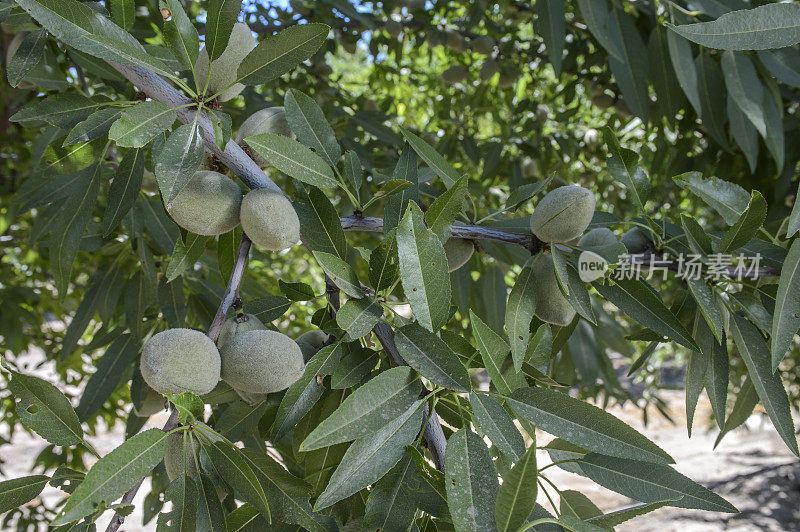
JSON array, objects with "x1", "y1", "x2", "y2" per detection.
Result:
[
  {"x1": 394, "y1": 323, "x2": 471, "y2": 392},
  {"x1": 469, "y1": 392, "x2": 524, "y2": 461},
  {"x1": 109, "y1": 101, "x2": 177, "y2": 149},
  {"x1": 470, "y1": 310, "x2": 527, "y2": 395},
  {"x1": 300, "y1": 366, "x2": 422, "y2": 451},
  {"x1": 76, "y1": 333, "x2": 139, "y2": 421},
  {"x1": 399, "y1": 128, "x2": 459, "y2": 187},
  {"x1": 8, "y1": 370, "x2": 84, "y2": 446},
  {"x1": 721, "y1": 51, "x2": 766, "y2": 136},
  {"x1": 336, "y1": 298, "x2": 383, "y2": 339},
  {"x1": 205, "y1": 0, "x2": 242, "y2": 61},
  {"x1": 157, "y1": 474, "x2": 198, "y2": 532},
  {"x1": 495, "y1": 445, "x2": 537, "y2": 532},
  {"x1": 730, "y1": 314, "x2": 799, "y2": 456},
  {"x1": 424, "y1": 175, "x2": 468, "y2": 243},
  {"x1": 536, "y1": 0, "x2": 565, "y2": 75},
  {"x1": 0, "y1": 476, "x2": 51, "y2": 515},
  {"x1": 51, "y1": 428, "x2": 168, "y2": 525},
  {"x1": 445, "y1": 428, "x2": 499, "y2": 532},
  {"x1": 505, "y1": 264, "x2": 538, "y2": 372},
  {"x1": 593, "y1": 278, "x2": 699, "y2": 351},
  {"x1": 64, "y1": 108, "x2": 122, "y2": 146},
  {"x1": 716, "y1": 190, "x2": 767, "y2": 253},
  {"x1": 162, "y1": 0, "x2": 199, "y2": 70},
  {"x1": 237, "y1": 23, "x2": 330, "y2": 86},
  {"x1": 772, "y1": 238, "x2": 800, "y2": 370},
  {"x1": 102, "y1": 148, "x2": 144, "y2": 235},
  {"x1": 396, "y1": 202, "x2": 451, "y2": 331},
  {"x1": 668, "y1": 4, "x2": 800, "y2": 51},
  {"x1": 284, "y1": 88, "x2": 340, "y2": 167},
  {"x1": 313, "y1": 251, "x2": 364, "y2": 298},
  {"x1": 155, "y1": 122, "x2": 205, "y2": 205},
  {"x1": 246, "y1": 133, "x2": 338, "y2": 189},
  {"x1": 210, "y1": 441, "x2": 271, "y2": 523},
  {"x1": 507, "y1": 387, "x2": 674, "y2": 464},
  {"x1": 314, "y1": 398, "x2": 426, "y2": 510},
  {"x1": 6, "y1": 29, "x2": 46, "y2": 87}
]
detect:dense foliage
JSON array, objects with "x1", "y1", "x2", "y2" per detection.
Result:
[{"x1": 1, "y1": 0, "x2": 800, "y2": 530}]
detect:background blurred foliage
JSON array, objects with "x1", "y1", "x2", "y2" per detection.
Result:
[{"x1": 1, "y1": 2, "x2": 799, "y2": 526}]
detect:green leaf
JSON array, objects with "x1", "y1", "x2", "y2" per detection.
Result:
[
  {"x1": 271, "y1": 343, "x2": 342, "y2": 439},
  {"x1": 668, "y1": 4, "x2": 800, "y2": 51},
  {"x1": 495, "y1": 445, "x2": 537, "y2": 532},
  {"x1": 103, "y1": 149, "x2": 144, "y2": 235},
  {"x1": 470, "y1": 310, "x2": 526, "y2": 396},
  {"x1": 241, "y1": 449, "x2": 335, "y2": 532},
  {"x1": 363, "y1": 454, "x2": 419, "y2": 532},
  {"x1": 109, "y1": 0, "x2": 134, "y2": 30},
  {"x1": 157, "y1": 474, "x2": 197, "y2": 532},
  {"x1": 294, "y1": 186, "x2": 348, "y2": 260},
  {"x1": 217, "y1": 227, "x2": 242, "y2": 282},
  {"x1": 772, "y1": 238, "x2": 800, "y2": 369},
  {"x1": 603, "y1": 128, "x2": 649, "y2": 209},
  {"x1": 758, "y1": 48, "x2": 800, "y2": 89},
  {"x1": 727, "y1": 98, "x2": 759, "y2": 173},
  {"x1": 384, "y1": 147, "x2": 419, "y2": 233},
  {"x1": 587, "y1": 500, "x2": 676, "y2": 528},
  {"x1": 312, "y1": 251, "x2": 364, "y2": 298},
  {"x1": 331, "y1": 346, "x2": 378, "y2": 389},
  {"x1": 314, "y1": 398, "x2": 425, "y2": 510},
  {"x1": 685, "y1": 276, "x2": 723, "y2": 344},
  {"x1": 396, "y1": 202, "x2": 451, "y2": 331},
  {"x1": 721, "y1": 51, "x2": 766, "y2": 136},
  {"x1": 6, "y1": 29, "x2": 46, "y2": 87},
  {"x1": 82, "y1": 34, "x2": 175, "y2": 80},
  {"x1": 210, "y1": 442, "x2": 271, "y2": 523},
  {"x1": 205, "y1": 0, "x2": 242, "y2": 62},
  {"x1": 394, "y1": 323, "x2": 471, "y2": 392},
  {"x1": 674, "y1": 172, "x2": 749, "y2": 225},
  {"x1": 717, "y1": 191, "x2": 767, "y2": 253},
  {"x1": 158, "y1": 276, "x2": 186, "y2": 328},
  {"x1": 246, "y1": 133, "x2": 337, "y2": 189},
  {"x1": 507, "y1": 387, "x2": 674, "y2": 464},
  {"x1": 155, "y1": 122, "x2": 205, "y2": 205},
  {"x1": 470, "y1": 392, "x2": 524, "y2": 461},
  {"x1": 0, "y1": 475, "x2": 51, "y2": 514},
  {"x1": 11, "y1": 93, "x2": 105, "y2": 129},
  {"x1": 424, "y1": 175, "x2": 469, "y2": 242},
  {"x1": 505, "y1": 265, "x2": 538, "y2": 372},
  {"x1": 607, "y1": 7, "x2": 650, "y2": 120},
  {"x1": 536, "y1": 0, "x2": 565, "y2": 75},
  {"x1": 284, "y1": 89, "x2": 340, "y2": 167},
  {"x1": 575, "y1": 0, "x2": 622, "y2": 61},
  {"x1": 51, "y1": 162, "x2": 102, "y2": 297},
  {"x1": 166, "y1": 233, "x2": 209, "y2": 282},
  {"x1": 648, "y1": 26, "x2": 685, "y2": 125},
  {"x1": 368, "y1": 231, "x2": 399, "y2": 292},
  {"x1": 243, "y1": 295, "x2": 291, "y2": 323},
  {"x1": 680, "y1": 214, "x2": 712, "y2": 256},
  {"x1": 300, "y1": 366, "x2": 422, "y2": 451},
  {"x1": 52, "y1": 428, "x2": 168, "y2": 525},
  {"x1": 76, "y1": 333, "x2": 138, "y2": 421},
  {"x1": 761, "y1": 77, "x2": 785, "y2": 170},
  {"x1": 504, "y1": 177, "x2": 552, "y2": 211},
  {"x1": 110, "y1": 101, "x2": 177, "y2": 148},
  {"x1": 444, "y1": 428, "x2": 499, "y2": 532},
  {"x1": 729, "y1": 314, "x2": 799, "y2": 456},
  {"x1": 237, "y1": 23, "x2": 330, "y2": 85},
  {"x1": 196, "y1": 474, "x2": 226, "y2": 532},
  {"x1": 695, "y1": 50, "x2": 730, "y2": 148},
  {"x1": 225, "y1": 504, "x2": 267, "y2": 532},
  {"x1": 64, "y1": 108, "x2": 122, "y2": 146},
  {"x1": 714, "y1": 377, "x2": 758, "y2": 448},
  {"x1": 400, "y1": 128, "x2": 459, "y2": 187},
  {"x1": 560, "y1": 490, "x2": 602, "y2": 519},
  {"x1": 279, "y1": 280, "x2": 315, "y2": 301},
  {"x1": 16, "y1": 0, "x2": 145, "y2": 63},
  {"x1": 162, "y1": 0, "x2": 199, "y2": 70},
  {"x1": 336, "y1": 298, "x2": 383, "y2": 339},
  {"x1": 593, "y1": 278, "x2": 699, "y2": 351},
  {"x1": 693, "y1": 317, "x2": 728, "y2": 430},
  {"x1": 575, "y1": 453, "x2": 737, "y2": 513},
  {"x1": 343, "y1": 151, "x2": 363, "y2": 199}
]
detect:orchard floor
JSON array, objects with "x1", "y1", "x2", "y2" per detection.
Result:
[{"x1": 1, "y1": 385, "x2": 798, "y2": 530}]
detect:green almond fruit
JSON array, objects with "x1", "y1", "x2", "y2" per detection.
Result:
[
  {"x1": 239, "y1": 188, "x2": 300, "y2": 251},
  {"x1": 166, "y1": 170, "x2": 242, "y2": 236},
  {"x1": 220, "y1": 330, "x2": 305, "y2": 394},
  {"x1": 141, "y1": 329, "x2": 221, "y2": 396},
  {"x1": 530, "y1": 185, "x2": 596, "y2": 243}
]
